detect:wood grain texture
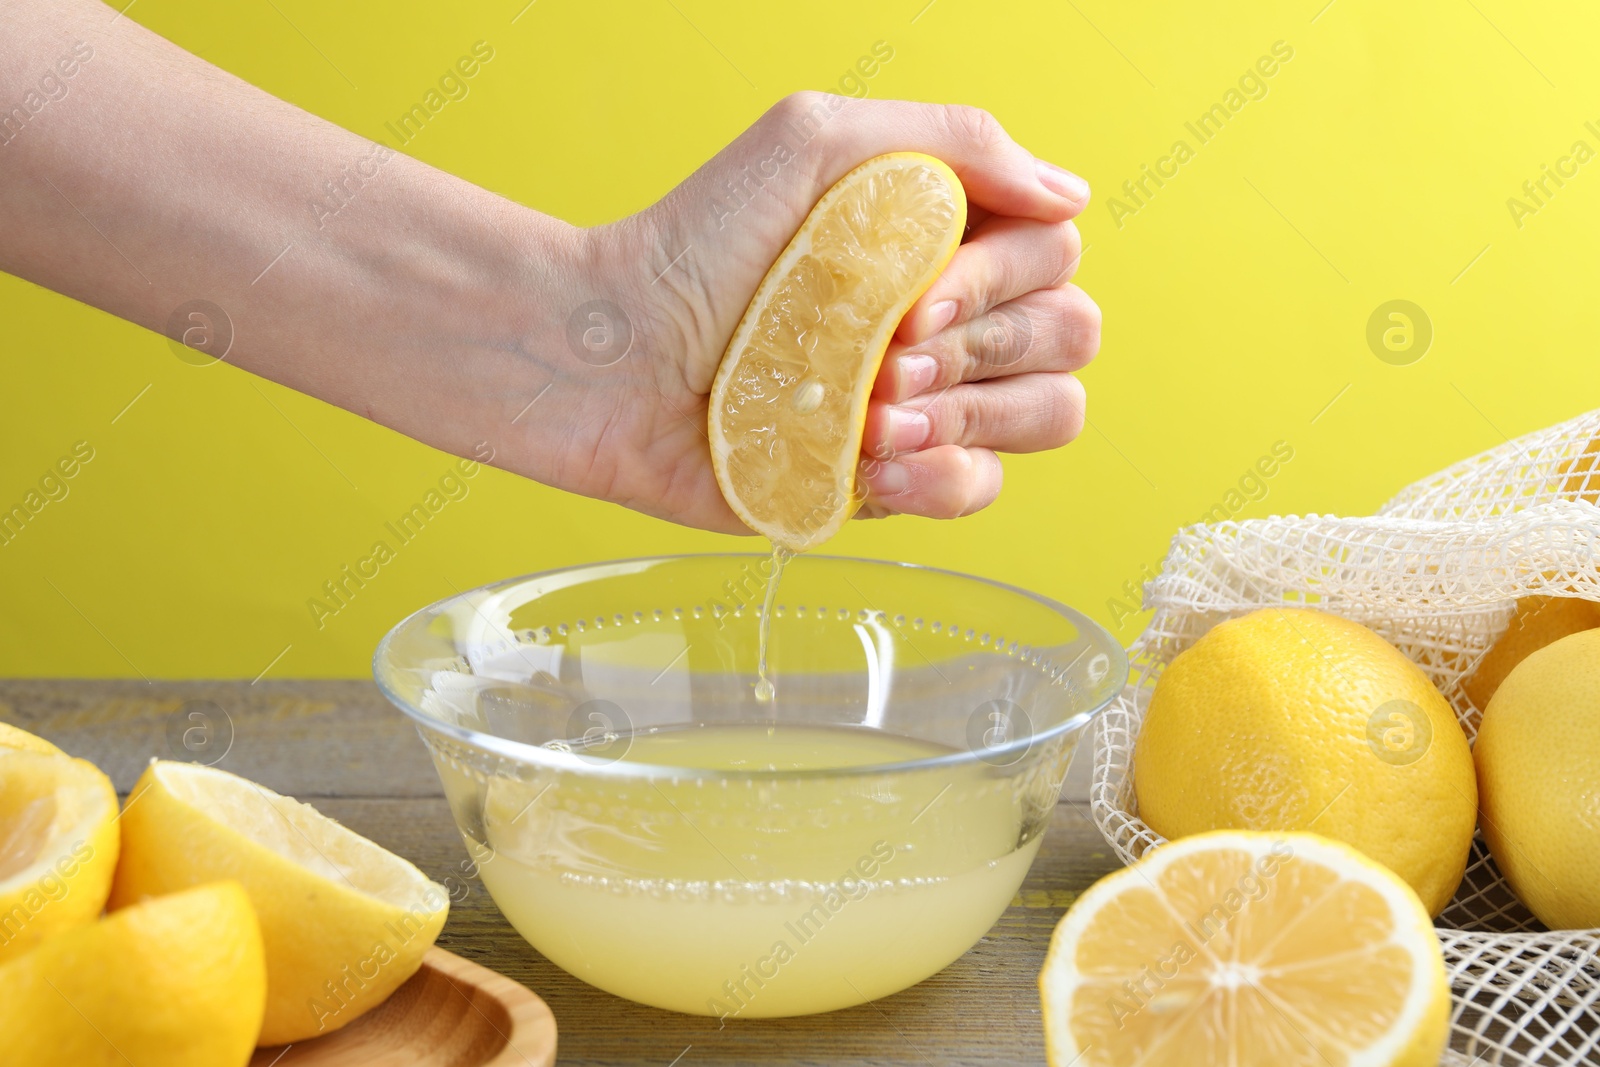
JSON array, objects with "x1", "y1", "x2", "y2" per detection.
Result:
[
  {"x1": 0, "y1": 680, "x2": 1123, "y2": 1067},
  {"x1": 248, "y1": 947, "x2": 558, "y2": 1067}
]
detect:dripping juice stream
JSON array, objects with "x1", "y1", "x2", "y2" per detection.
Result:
[{"x1": 754, "y1": 543, "x2": 792, "y2": 703}]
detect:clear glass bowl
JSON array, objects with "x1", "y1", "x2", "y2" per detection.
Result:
[{"x1": 373, "y1": 554, "x2": 1126, "y2": 1018}]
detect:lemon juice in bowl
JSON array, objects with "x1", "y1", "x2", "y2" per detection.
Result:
[
  {"x1": 373, "y1": 554, "x2": 1126, "y2": 1017},
  {"x1": 473, "y1": 724, "x2": 1037, "y2": 1017}
]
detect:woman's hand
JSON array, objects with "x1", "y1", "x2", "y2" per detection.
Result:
[{"x1": 533, "y1": 93, "x2": 1101, "y2": 534}]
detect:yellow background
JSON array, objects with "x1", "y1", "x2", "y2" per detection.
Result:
[{"x1": 4, "y1": 0, "x2": 1598, "y2": 678}]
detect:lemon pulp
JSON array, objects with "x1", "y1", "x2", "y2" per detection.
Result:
[
  {"x1": 708, "y1": 153, "x2": 965, "y2": 551},
  {"x1": 1040, "y1": 831, "x2": 1450, "y2": 1067},
  {"x1": 0, "y1": 749, "x2": 119, "y2": 962}
]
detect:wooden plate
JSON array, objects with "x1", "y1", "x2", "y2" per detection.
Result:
[{"x1": 250, "y1": 947, "x2": 557, "y2": 1066}]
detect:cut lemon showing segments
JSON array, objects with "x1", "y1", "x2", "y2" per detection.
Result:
[
  {"x1": 0, "y1": 748, "x2": 119, "y2": 962},
  {"x1": 0, "y1": 880, "x2": 265, "y2": 1067},
  {"x1": 709, "y1": 152, "x2": 967, "y2": 550},
  {"x1": 109, "y1": 760, "x2": 448, "y2": 1045},
  {"x1": 1040, "y1": 830, "x2": 1449, "y2": 1067}
]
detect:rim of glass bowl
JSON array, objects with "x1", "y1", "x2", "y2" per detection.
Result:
[{"x1": 372, "y1": 553, "x2": 1128, "y2": 781}]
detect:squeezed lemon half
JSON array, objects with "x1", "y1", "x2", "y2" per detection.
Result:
[{"x1": 709, "y1": 151, "x2": 967, "y2": 550}]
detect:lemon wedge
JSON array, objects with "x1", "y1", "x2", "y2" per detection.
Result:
[
  {"x1": 0, "y1": 748, "x2": 119, "y2": 961},
  {"x1": 108, "y1": 760, "x2": 448, "y2": 1044},
  {"x1": 709, "y1": 151, "x2": 966, "y2": 549},
  {"x1": 1040, "y1": 830, "x2": 1449, "y2": 1067},
  {"x1": 0, "y1": 880, "x2": 265, "y2": 1066}
]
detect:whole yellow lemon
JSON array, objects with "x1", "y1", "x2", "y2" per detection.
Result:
[
  {"x1": 1462, "y1": 596, "x2": 1600, "y2": 711},
  {"x1": 1134, "y1": 607, "x2": 1477, "y2": 915},
  {"x1": 1475, "y1": 627, "x2": 1600, "y2": 929}
]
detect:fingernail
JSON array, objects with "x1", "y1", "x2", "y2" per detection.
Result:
[
  {"x1": 898, "y1": 354, "x2": 939, "y2": 396},
  {"x1": 887, "y1": 407, "x2": 931, "y2": 452},
  {"x1": 927, "y1": 300, "x2": 959, "y2": 335},
  {"x1": 866, "y1": 459, "x2": 911, "y2": 496},
  {"x1": 1036, "y1": 158, "x2": 1090, "y2": 203}
]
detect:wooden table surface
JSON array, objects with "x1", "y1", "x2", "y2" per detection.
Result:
[{"x1": 0, "y1": 679, "x2": 1120, "y2": 1067}]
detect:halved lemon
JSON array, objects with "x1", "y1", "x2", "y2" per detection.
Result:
[
  {"x1": 0, "y1": 748, "x2": 119, "y2": 961},
  {"x1": 0, "y1": 720, "x2": 63, "y2": 755},
  {"x1": 0, "y1": 880, "x2": 265, "y2": 1066},
  {"x1": 709, "y1": 152, "x2": 967, "y2": 550},
  {"x1": 109, "y1": 761, "x2": 448, "y2": 1044},
  {"x1": 1040, "y1": 830, "x2": 1449, "y2": 1067}
]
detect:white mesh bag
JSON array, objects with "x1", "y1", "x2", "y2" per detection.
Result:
[{"x1": 1091, "y1": 407, "x2": 1600, "y2": 1066}]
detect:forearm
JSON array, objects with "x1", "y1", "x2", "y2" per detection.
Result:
[{"x1": 0, "y1": 0, "x2": 578, "y2": 461}]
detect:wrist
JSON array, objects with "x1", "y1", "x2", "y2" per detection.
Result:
[{"x1": 370, "y1": 181, "x2": 586, "y2": 466}]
